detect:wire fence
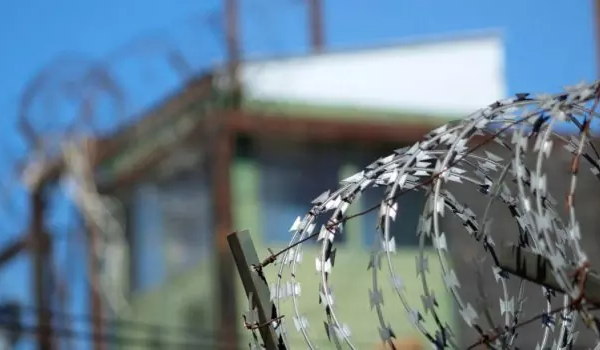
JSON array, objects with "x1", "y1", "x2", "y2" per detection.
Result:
[{"x1": 235, "y1": 81, "x2": 600, "y2": 349}]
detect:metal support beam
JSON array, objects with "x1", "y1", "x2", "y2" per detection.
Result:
[
  {"x1": 498, "y1": 244, "x2": 600, "y2": 305},
  {"x1": 227, "y1": 230, "x2": 280, "y2": 350}
]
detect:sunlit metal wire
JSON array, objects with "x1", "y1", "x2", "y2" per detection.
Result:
[{"x1": 245, "y1": 81, "x2": 600, "y2": 349}]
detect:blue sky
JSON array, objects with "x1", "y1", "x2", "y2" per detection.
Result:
[{"x1": 0, "y1": 0, "x2": 597, "y2": 348}]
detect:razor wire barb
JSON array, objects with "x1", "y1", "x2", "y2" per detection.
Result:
[{"x1": 237, "y1": 80, "x2": 600, "y2": 350}]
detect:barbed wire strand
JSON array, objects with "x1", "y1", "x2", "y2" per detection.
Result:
[
  {"x1": 466, "y1": 300, "x2": 600, "y2": 349},
  {"x1": 251, "y1": 87, "x2": 600, "y2": 349},
  {"x1": 255, "y1": 111, "x2": 535, "y2": 272}
]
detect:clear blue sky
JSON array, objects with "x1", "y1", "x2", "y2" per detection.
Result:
[{"x1": 0, "y1": 0, "x2": 596, "y2": 348}]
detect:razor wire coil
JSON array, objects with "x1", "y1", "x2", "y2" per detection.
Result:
[{"x1": 242, "y1": 81, "x2": 600, "y2": 349}]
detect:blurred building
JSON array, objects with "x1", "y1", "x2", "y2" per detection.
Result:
[{"x1": 94, "y1": 32, "x2": 505, "y2": 348}]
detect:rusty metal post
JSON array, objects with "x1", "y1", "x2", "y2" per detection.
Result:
[
  {"x1": 212, "y1": 127, "x2": 237, "y2": 349},
  {"x1": 225, "y1": 0, "x2": 241, "y2": 107},
  {"x1": 308, "y1": 0, "x2": 324, "y2": 53},
  {"x1": 213, "y1": 0, "x2": 241, "y2": 348},
  {"x1": 31, "y1": 189, "x2": 53, "y2": 350},
  {"x1": 225, "y1": 0, "x2": 240, "y2": 67}
]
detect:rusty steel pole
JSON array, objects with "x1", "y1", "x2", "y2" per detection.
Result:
[
  {"x1": 214, "y1": 0, "x2": 240, "y2": 348},
  {"x1": 213, "y1": 131, "x2": 236, "y2": 349},
  {"x1": 308, "y1": 0, "x2": 324, "y2": 53},
  {"x1": 225, "y1": 0, "x2": 240, "y2": 65},
  {"x1": 225, "y1": 0, "x2": 241, "y2": 107}
]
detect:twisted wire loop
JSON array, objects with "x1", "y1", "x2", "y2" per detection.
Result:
[{"x1": 245, "y1": 80, "x2": 600, "y2": 349}]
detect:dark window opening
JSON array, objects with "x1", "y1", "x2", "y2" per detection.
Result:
[
  {"x1": 235, "y1": 134, "x2": 255, "y2": 159},
  {"x1": 258, "y1": 140, "x2": 345, "y2": 244},
  {"x1": 123, "y1": 165, "x2": 213, "y2": 293}
]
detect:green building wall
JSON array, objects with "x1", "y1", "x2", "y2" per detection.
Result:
[
  {"x1": 106, "y1": 84, "x2": 459, "y2": 348},
  {"x1": 115, "y1": 154, "x2": 455, "y2": 349}
]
